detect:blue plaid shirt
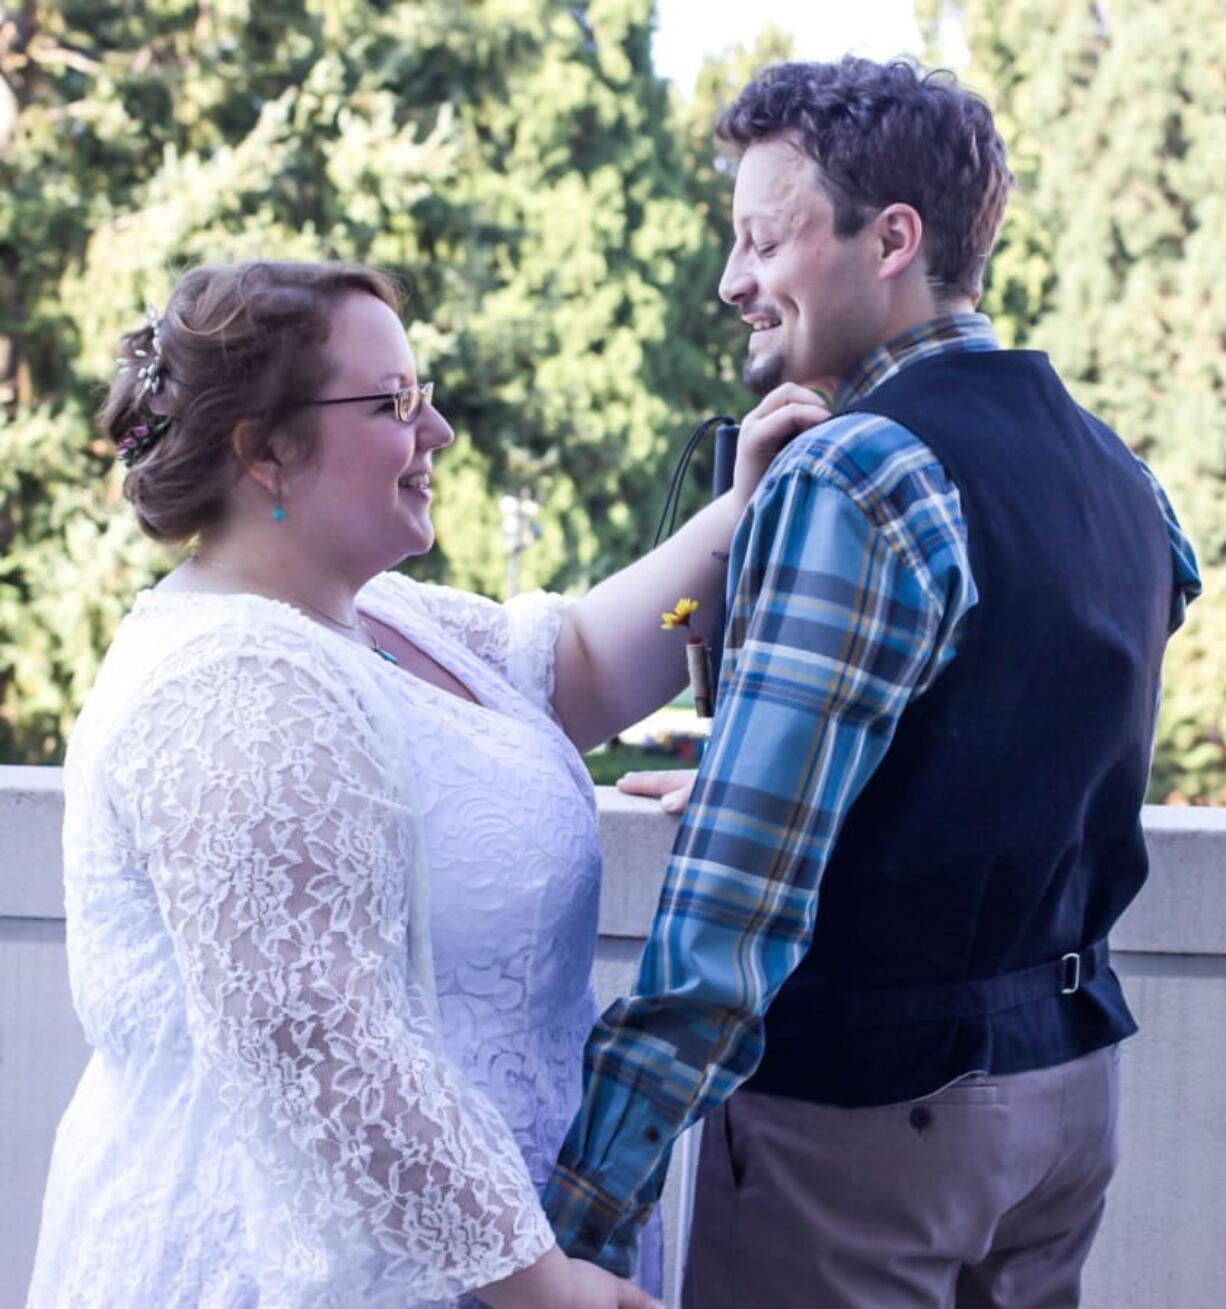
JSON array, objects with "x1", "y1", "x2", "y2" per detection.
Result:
[{"x1": 544, "y1": 314, "x2": 1202, "y2": 1271}]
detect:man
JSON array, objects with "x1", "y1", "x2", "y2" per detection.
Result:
[{"x1": 544, "y1": 57, "x2": 1201, "y2": 1307}]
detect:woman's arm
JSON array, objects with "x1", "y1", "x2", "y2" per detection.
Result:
[
  {"x1": 554, "y1": 384, "x2": 829, "y2": 750},
  {"x1": 123, "y1": 646, "x2": 563, "y2": 1303}
]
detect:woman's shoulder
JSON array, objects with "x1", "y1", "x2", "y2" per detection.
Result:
[
  {"x1": 362, "y1": 571, "x2": 510, "y2": 660},
  {"x1": 77, "y1": 590, "x2": 398, "y2": 762},
  {"x1": 126, "y1": 588, "x2": 351, "y2": 676},
  {"x1": 361, "y1": 570, "x2": 502, "y2": 625},
  {"x1": 360, "y1": 572, "x2": 569, "y2": 712}
]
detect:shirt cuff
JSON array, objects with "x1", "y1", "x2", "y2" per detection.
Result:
[{"x1": 543, "y1": 1161, "x2": 631, "y2": 1269}]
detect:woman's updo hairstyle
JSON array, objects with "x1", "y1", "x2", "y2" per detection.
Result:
[{"x1": 103, "y1": 260, "x2": 401, "y2": 544}]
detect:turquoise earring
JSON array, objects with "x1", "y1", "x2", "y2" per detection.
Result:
[{"x1": 271, "y1": 506, "x2": 286, "y2": 523}]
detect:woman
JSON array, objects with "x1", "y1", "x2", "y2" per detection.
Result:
[{"x1": 27, "y1": 261, "x2": 826, "y2": 1307}]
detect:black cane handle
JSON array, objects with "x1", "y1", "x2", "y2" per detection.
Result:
[{"x1": 709, "y1": 421, "x2": 740, "y2": 695}]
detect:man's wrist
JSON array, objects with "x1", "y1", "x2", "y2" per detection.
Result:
[{"x1": 544, "y1": 1161, "x2": 625, "y2": 1259}]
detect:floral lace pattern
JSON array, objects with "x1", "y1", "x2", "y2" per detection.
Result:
[{"x1": 27, "y1": 578, "x2": 599, "y2": 1307}]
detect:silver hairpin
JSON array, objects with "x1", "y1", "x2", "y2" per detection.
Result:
[{"x1": 125, "y1": 303, "x2": 165, "y2": 395}]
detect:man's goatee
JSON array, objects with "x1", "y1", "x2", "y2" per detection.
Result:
[{"x1": 743, "y1": 351, "x2": 786, "y2": 399}]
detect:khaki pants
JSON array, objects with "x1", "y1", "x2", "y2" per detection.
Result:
[{"x1": 682, "y1": 1046, "x2": 1120, "y2": 1309}]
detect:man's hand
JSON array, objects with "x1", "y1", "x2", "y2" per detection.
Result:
[
  {"x1": 617, "y1": 769, "x2": 697, "y2": 815},
  {"x1": 730, "y1": 382, "x2": 831, "y2": 510}
]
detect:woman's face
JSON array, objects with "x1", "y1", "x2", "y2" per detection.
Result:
[{"x1": 282, "y1": 292, "x2": 454, "y2": 580}]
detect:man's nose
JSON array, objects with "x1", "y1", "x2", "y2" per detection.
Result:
[{"x1": 718, "y1": 250, "x2": 752, "y2": 306}]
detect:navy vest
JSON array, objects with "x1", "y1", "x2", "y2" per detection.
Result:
[{"x1": 744, "y1": 349, "x2": 1173, "y2": 1108}]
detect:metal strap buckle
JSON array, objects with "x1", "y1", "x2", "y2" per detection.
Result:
[{"x1": 1060, "y1": 951, "x2": 1082, "y2": 995}]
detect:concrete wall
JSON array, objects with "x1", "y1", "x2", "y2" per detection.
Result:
[{"x1": 3, "y1": 768, "x2": 1225, "y2": 1306}]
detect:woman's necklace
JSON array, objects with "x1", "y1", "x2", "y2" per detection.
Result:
[
  {"x1": 285, "y1": 593, "x2": 400, "y2": 666},
  {"x1": 188, "y1": 556, "x2": 399, "y2": 666}
]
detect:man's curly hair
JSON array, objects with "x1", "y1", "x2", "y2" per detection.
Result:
[{"x1": 717, "y1": 58, "x2": 1014, "y2": 301}]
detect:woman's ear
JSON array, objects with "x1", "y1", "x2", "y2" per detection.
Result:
[
  {"x1": 230, "y1": 418, "x2": 281, "y2": 497},
  {"x1": 875, "y1": 203, "x2": 925, "y2": 282}
]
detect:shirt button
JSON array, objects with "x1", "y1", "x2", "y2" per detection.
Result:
[
  {"x1": 909, "y1": 1106, "x2": 933, "y2": 1132},
  {"x1": 644, "y1": 1125, "x2": 662, "y2": 1144}
]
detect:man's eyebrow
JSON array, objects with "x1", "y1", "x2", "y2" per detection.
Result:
[
  {"x1": 374, "y1": 372, "x2": 410, "y2": 389},
  {"x1": 733, "y1": 209, "x2": 783, "y2": 230}
]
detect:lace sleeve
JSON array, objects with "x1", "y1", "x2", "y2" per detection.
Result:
[
  {"x1": 376, "y1": 575, "x2": 569, "y2": 717},
  {"x1": 113, "y1": 647, "x2": 555, "y2": 1303}
]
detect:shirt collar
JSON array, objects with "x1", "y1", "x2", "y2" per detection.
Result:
[{"x1": 833, "y1": 312, "x2": 1000, "y2": 413}]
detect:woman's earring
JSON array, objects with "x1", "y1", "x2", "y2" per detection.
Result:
[{"x1": 271, "y1": 505, "x2": 286, "y2": 523}]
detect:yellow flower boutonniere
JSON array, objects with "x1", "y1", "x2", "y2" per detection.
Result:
[
  {"x1": 662, "y1": 596, "x2": 714, "y2": 717},
  {"x1": 661, "y1": 596, "x2": 700, "y2": 631}
]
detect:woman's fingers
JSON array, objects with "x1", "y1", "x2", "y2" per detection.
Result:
[
  {"x1": 744, "y1": 396, "x2": 830, "y2": 443},
  {"x1": 732, "y1": 385, "x2": 831, "y2": 499},
  {"x1": 745, "y1": 381, "x2": 831, "y2": 422}
]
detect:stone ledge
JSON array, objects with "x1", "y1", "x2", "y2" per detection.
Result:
[
  {"x1": 3, "y1": 768, "x2": 1226, "y2": 952},
  {"x1": 0, "y1": 767, "x2": 69, "y2": 919}
]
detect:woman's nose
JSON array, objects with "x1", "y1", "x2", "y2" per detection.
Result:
[{"x1": 419, "y1": 403, "x2": 454, "y2": 450}]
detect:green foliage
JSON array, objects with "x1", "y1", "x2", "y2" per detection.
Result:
[
  {"x1": 585, "y1": 742, "x2": 694, "y2": 786},
  {"x1": 3, "y1": 1, "x2": 1221, "y2": 802},
  {"x1": 0, "y1": 0, "x2": 749, "y2": 762},
  {"x1": 919, "y1": 0, "x2": 1226, "y2": 801}
]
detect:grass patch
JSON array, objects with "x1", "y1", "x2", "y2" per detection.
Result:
[{"x1": 584, "y1": 744, "x2": 698, "y2": 786}]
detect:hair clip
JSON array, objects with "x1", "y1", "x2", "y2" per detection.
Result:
[
  {"x1": 123, "y1": 303, "x2": 166, "y2": 395},
  {"x1": 115, "y1": 414, "x2": 172, "y2": 468}
]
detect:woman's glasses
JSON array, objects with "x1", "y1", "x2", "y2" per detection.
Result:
[{"x1": 308, "y1": 381, "x2": 434, "y2": 425}]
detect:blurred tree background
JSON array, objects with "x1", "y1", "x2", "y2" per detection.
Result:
[
  {"x1": 0, "y1": 0, "x2": 748, "y2": 764},
  {"x1": 1, "y1": 0, "x2": 1222, "y2": 800},
  {"x1": 918, "y1": 0, "x2": 1224, "y2": 801}
]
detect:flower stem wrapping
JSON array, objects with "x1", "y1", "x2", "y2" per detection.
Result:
[{"x1": 686, "y1": 636, "x2": 714, "y2": 718}]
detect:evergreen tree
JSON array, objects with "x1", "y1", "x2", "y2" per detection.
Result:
[
  {"x1": 0, "y1": 0, "x2": 744, "y2": 763},
  {"x1": 918, "y1": 0, "x2": 1226, "y2": 801}
]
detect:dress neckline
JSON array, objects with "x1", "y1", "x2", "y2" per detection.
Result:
[{"x1": 133, "y1": 584, "x2": 494, "y2": 713}]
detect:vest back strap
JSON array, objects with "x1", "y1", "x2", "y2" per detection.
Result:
[{"x1": 839, "y1": 939, "x2": 1111, "y2": 1029}]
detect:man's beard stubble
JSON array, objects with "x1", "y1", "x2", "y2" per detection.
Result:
[{"x1": 742, "y1": 348, "x2": 786, "y2": 399}]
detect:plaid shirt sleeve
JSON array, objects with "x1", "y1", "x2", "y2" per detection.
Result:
[
  {"x1": 542, "y1": 416, "x2": 976, "y2": 1272},
  {"x1": 1131, "y1": 456, "x2": 1203, "y2": 627}
]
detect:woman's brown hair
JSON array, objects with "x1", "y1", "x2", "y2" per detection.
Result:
[{"x1": 103, "y1": 260, "x2": 401, "y2": 544}]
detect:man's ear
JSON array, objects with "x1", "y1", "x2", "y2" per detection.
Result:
[
  {"x1": 230, "y1": 418, "x2": 281, "y2": 497},
  {"x1": 875, "y1": 203, "x2": 925, "y2": 282}
]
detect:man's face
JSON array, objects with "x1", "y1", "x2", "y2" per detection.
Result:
[{"x1": 719, "y1": 136, "x2": 884, "y2": 397}]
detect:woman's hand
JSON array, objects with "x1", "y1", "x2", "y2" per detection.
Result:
[
  {"x1": 730, "y1": 382, "x2": 831, "y2": 511},
  {"x1": 479, "y1": 1246, "x2": 662, "y2": 1309},
  {"x1": 617, "y1": 769, "x2": 697, "y2": 815},
  {"x1": 558, "y1": 1257, "x2": 662, "y2": 1308}
]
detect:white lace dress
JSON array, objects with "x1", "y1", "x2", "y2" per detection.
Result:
[{"x1": 27, "y1": 572, "x2": 645, "y2": 1308}]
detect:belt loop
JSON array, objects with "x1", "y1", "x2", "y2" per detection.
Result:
[{"x1": 1060, "y1": 951, "x2": 1082, "y2": 995}]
